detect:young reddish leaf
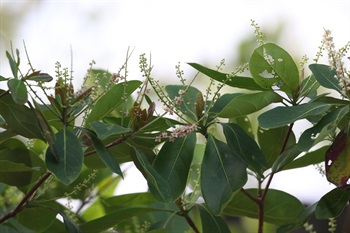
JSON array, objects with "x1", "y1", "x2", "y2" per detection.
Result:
[{"x1": 325, "y1": 130, "x2": 350, "y2": 187}]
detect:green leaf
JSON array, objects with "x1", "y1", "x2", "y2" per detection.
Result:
[
  {"x1": 315, "y1": 188, "x2": 350, "y2": 219},
  {"x1": 201, "y1": 135, "x2": 247, "y2": 215},
  {"x1": 298, "y1": 74, "x2": 320, "y2": 99},
  {"x1": 283, "y1": 146, "x2": 327, "y2": 171},
  {"x1": 217, "y1": 91, "x2": 282, "y2": 118},
  {"x1": 0, "y1": 160, "x2": 36, "y2": 186},
  {"x1": 0, "y1": 138, "x2": 33, "y2": 186},
  {"x1": 133, "y1": 149, "x2": 173, "y2": 202},
  {"x1": 103, "y1": 192, "x2": 157, "y2": 208},
  {"x1": 258, "y1": 102, "x2": 332, "y2": 129},
  {"x1": 6, "y1": 51, "x2": 18, "y2": 79},
  {"x1": 224, "y1": 189, "x2": 305, "y2": 226},
  {"x1": 0, "y1": 75, "x2": 8, "y2": 81},
  {"x1": 90, "y1": 121, "x2": 132, "y2": 140},
  {"x1": 79, "y1": 205, "x2": 171, "y2": 233},
  {"x1": 17, "y1": 207, "x2": 56, "y2": 232},
  {"x1": 309, "y1": 64, "x2": 342, "y2": 94},
  {"x1": 152, "y1": 132, "x2": 196, "y2": 201},
  {"x1": 298, "y1": 106, "x2": 349, "y2": 151},
  {"x1": 277, "y1": 203, "x2": 317, "y2": 233},
  {"x1": 222, "y1": 123, "x2": 267, "y2": 176},
  {"x1": 7, "y1": 79, "x2": 28, "y2": 105},
  {"x1": 187, "y1": 62, "x2": 266, "y2": 91},
  {"x1": 0, "y1": 91, "x2": 45, "y2": 140},
  {"x1": 55, "y1": 208, "x2": 82, "y2": 233},
  {"x1": 25, "y1": 73, "x2": 53, "y2": 82},
  {"x1": 84, "y1": 129, "x2": 123, "y2": 177},
  {"x1": 210, "y1": 93, "x2": 241, "y2": 114},
  {"x1": 46, "y1": 129, "x2": 84, "y2": 185},
  {"x1": 196, "y1": 204, "x2": 230, "y2": 233},
  {"x1": 84, "y1": 142, "x2": 133, "y2": 168},
  {"x1": 271, "y1": 145, "x2": 302, "y2": 172},
  {"x1": 258, "y1": 126, "x2": 296, "y2": 167},
  {"x1": 165, "y1": 85, "x2": 201, "y2": 120},
  {"x1": 228, "y1": 116, "x2": 254, "y2": 138},
  {"x1": 249, "y1": 43, "x2": 299, "y2": 95},
  {"x1": 85, "y1": 80, "x2": 142, "y2": 125}
]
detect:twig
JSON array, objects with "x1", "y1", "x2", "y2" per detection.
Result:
[
  {"x1": 0, "y1": 172, "x2": 52, "y2": 223},
  {"x1": 176, "y1": 198, "x2": 200, "y2": 233}
]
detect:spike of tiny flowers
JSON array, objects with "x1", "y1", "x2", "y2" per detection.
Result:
[
  {"x1": 323, "y1": 29, "x2": 350, "y2": 97},
  {"x1": 155, "y1": 124, "x2": 197, "y2": 142}
]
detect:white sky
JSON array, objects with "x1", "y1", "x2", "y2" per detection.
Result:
[{"x1": 1, "y1": 0, "x2": 350, "y2": 203}]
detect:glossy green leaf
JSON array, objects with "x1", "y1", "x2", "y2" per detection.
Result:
[
  {"x1": 222, "y1": 123, "x2": 267, "y2": 176},
  {"x1": 228, "y1": 116, "x2": 254, "y2": 138},
  {"x1": 0, "y1": 160, "x2": 36, "y2": 186},
  {"x1": 85, "y1": 80, "x2": 142, "y2": 125},
  {"x1": 210, "y1": 93, "x2": 241, "y2": 114},
  {"x1": 271, "y1": 145, "x2": 302, "y2": 172},
  {"x1": 298, "y1": 74, "x2": 320, "y2": 99},
  {"x1": 0, "y1": 91, "x2": 45, "y2": 140},
  {"x1": 258, "y1": 102, "x2": 332, "y2": 129},
  {"x1": 81, "y1": 199, "x2": 106, "y2": 222},
  {"x1": 196, "y1": 204, "x2": 230, "y2": 233},
  {"x1": 84, "y1": 142, "x2": 133, "y2": 168},
  {"x1": 165, "y1": 85, "x2": 201, "y2": 120},
  {"x1": 32, "y1": 101, "x2": 58, "y2": 161},
  {"x1": 7, "y1": 79, "x2": 28, "y2": 105},
  {"x1": 6, "y1": 51, "x2": 18, "y2": 79},
  {"x1": 0, "y1": 223, "x2": 18, "y2": 233},
  {"x1": 277, "y1": 202, "x2": 317, "y2": 233},
  {"x1": 25, "y1": 73, "x2": 53, "y2": 82},
  {"x1": 249, "y1": 43, "x2": 299, "y2": 95},
  {"x1": 0, "y1": 138, "x2": 33, "y2": 186},
  {"x1": 283, "y1": 146, "x2": 327, "y2": 170},
  {"x1": 258, "y1": 126, "x2": 296, "y2": 167},
  {"x1": 17, "y1": 207, "x2": 56, "y2": 232},
  {"x1": 298, "y1": 106, "x2": 349, "y2": 151},
  {"x1": 39, "y1": 204, "x2": 82, "y2": 233},
  {"x1": 103, "y1": 192, "x2": 157, "y2": 208},
  {"x1": 90, "y1": 121, "x2": 132, "y2": 140},
  {"x1": 224, "y1": 189, "x2": 305, "y2": 226},
  {"x1": 0, "y1": 75, "x2": 8, "y2": 81},
  {"x1": 185, "y1": 143, "x2": 205, "y2": 203},
  {"x1": 103, "y1": 115, "x2": 179, "y2": 133},
  {"x1": 315, "y1": 188, "x2": 350, "y2": 219},
  {"x1": 309, "y1": 64, "x2": 342, "y2": 94},
  {"x1": 201, "y1": 135, "x2": 247, "y2": 215},
  {"x1": 84, "y1": 129, "x2": 123, "y2": 177},
  {"x1": 217, "y1": 91, "x2": 282, "y2": 118},
  {"x1": 187, "y1": 62, "x2": 266, "y2": 91},
  {"x1": 152, "y1": 132, "x2": 196, "y2": 201},
  {"x1": 46, "y1": 129, "x2": 84, "y2": 185},
  {"x1": 56, "y1": 208, "x2": 82, "y2": 233},
  {"x1": 133, "y1": 149, "x2": 173, "y2": 202},
  {"x1": 79, "y1": 205, "x2": 171, "y2": 233}
]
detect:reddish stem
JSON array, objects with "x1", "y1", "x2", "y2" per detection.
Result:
[
  {"x1": 0, "y1": 172, "x2": 51, "y2": 223},
  {"x1": 241, "y1": 123, "x2": 295, "y2": 233}
]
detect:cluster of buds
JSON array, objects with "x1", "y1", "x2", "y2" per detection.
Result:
[
  {"x1": 323, "y1": 29, "x2": 350, "y2": 97},
  {"x1": 155, "y1": 124, "x2": 197, "y2": 142}
]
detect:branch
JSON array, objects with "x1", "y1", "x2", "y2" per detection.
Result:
[
  {"x1": 0, "y1": 172, "x2": 51, "y2": 223},
  {"x1": 262, "y1": 122, "x2": 294, "y2": 201},
  {"x1": 240, "y1": 123, "x2": 295, "y2": 233},
  {"x1": 176, "y1": 198, "x2": 200, "y2": 233}
]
